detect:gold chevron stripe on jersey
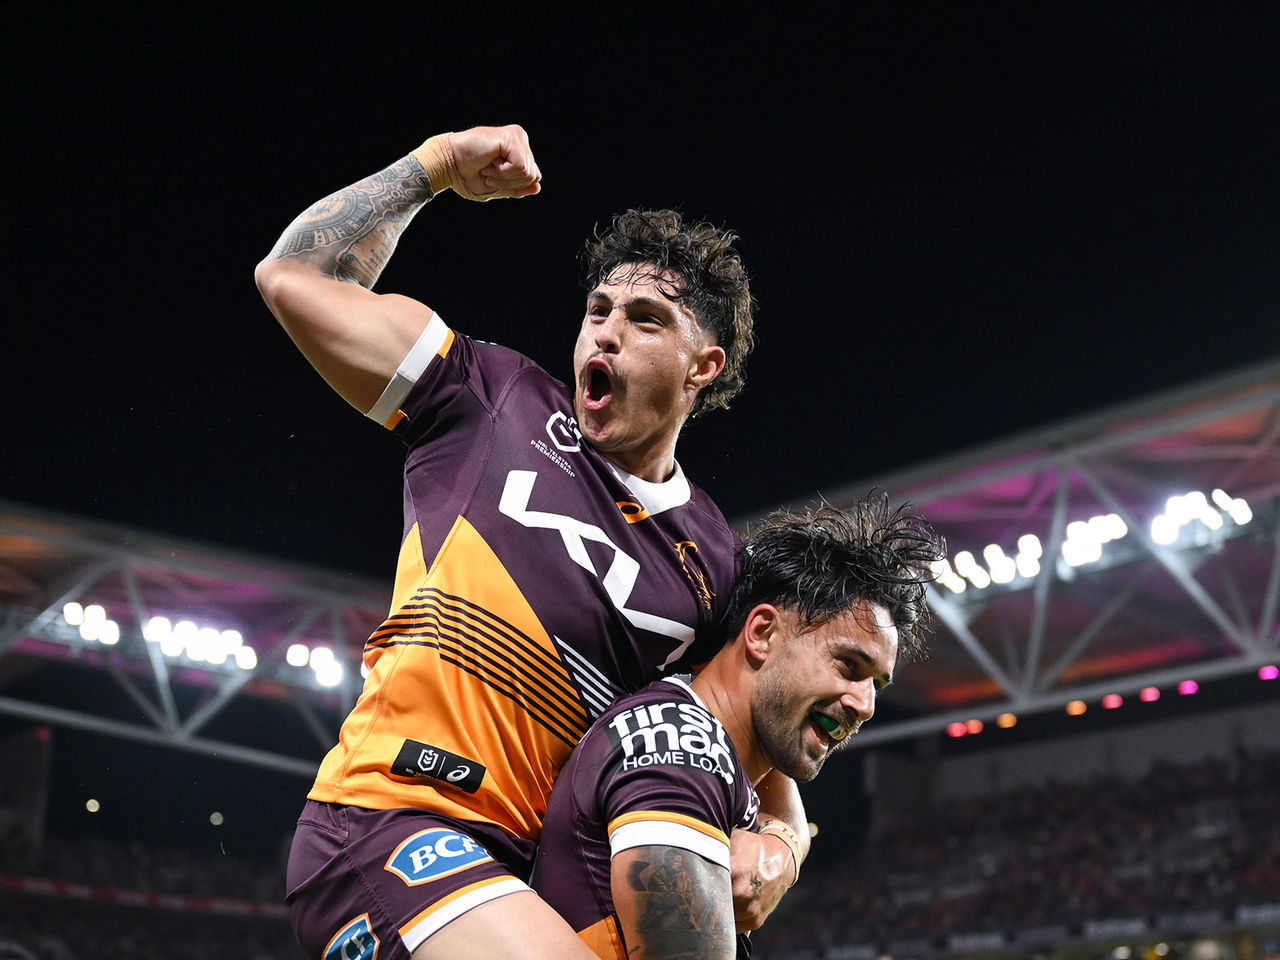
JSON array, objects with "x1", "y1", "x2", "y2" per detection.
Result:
[
  {"x1": 574, "y1": 915, "x2": 626, "y2": 960},
  {"x1": 370, "y1": 588, "x2": 589, "y2": 747},
  {"x1": 309, "y1": 515, "x2": 588, "y2": 840}
]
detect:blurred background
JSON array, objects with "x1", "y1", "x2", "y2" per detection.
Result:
[{"x1": 4, "y1": 4, "x2": 1279, "y2": 958}]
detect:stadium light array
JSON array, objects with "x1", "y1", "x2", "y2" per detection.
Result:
[
  {"x1": 287, "y1": 642, "x2": 346, "y2": 688},
  {"x1": 934, "y1": 489, "x2": 1253, "y2": 597},
  {"x1": 1150, "y1": 489, "x2": 1252, "y2": 546},
  {"x1": 63, "y1": 602, "x2": 121, "y2": 646},
  {"x1": 144, "y1": 616, "x2": 257, "y2": 670}
]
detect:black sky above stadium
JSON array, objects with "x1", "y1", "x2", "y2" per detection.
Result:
[{"x1": 9, "y1": 4, "x2": 1280, "y2": 584}]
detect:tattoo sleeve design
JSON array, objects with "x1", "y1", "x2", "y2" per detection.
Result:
[
  {"x1": 265, "y1": 157, "x2": 434, "y2": 288},
  {"x1": 625, "y1": 847, "x2": 734, "y2": 960}
]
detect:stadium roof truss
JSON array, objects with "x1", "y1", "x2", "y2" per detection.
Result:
[
  {"x1": 2, "y1": 359, "x2": 1279, "y2": 772},
  {"x1": 745, "y1": 358, "x2": 1280, "y2": 748},
  {"x1": 0, "y1": 508, "x2": 389, "y2": 777}
]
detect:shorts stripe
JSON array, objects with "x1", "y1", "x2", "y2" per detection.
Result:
[{"x1": 399, "y1": 875, "x2": 529, "y2": 953}]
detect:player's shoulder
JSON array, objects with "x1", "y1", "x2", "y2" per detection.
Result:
[
  {"x1": 448, "y1": 329, "x2": 571, "y2": 405},
  {"x1": 606, "y1": 678, "x2": 719, "y2": 730}
]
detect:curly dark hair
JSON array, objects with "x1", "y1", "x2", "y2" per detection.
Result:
[
  {"x1": 581, "y1": 209, "x2": 756, "y2": 418},
  {"x1": 725, "y1": 494, "x2": 946, "y2": 665}
]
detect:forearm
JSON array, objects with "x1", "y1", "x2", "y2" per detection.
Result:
[
  {"x1": 261, "y1": 154, "x2": 436, "y2": 289},
  {"x1": 756, "y1": 770, "x2": 810, "y2": 864},
  {"x1": 731, "y1": 771, "x2": 808, "y2": 931}
]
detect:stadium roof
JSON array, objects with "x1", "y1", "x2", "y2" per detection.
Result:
[
  {"x1": 2, "y1": 357, "x2": 1278, "y2": 772},
  {"x1": 742, "y1": 356, "x2": 1280, "y2": 747}
]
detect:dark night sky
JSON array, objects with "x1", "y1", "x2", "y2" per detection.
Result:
[
  {"x1": 9, "y1": 5, "x2": 1280, "y2": 584},
  {"x1": 5, "y1": 1, "x2": 1280, "y2": 867}
]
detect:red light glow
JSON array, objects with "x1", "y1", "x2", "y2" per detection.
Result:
[
  {"x1": 1178, "y1": 680, "x2": 1198, "y2": 695},
  {"x1": 1139, "y1": 686, "x2": 1160, "y2": 703},
  {"x1": 1102, "y1": 694, "x2": 1123, "y2": 709},
  {"x1": 965, "y1": 718, "x2": 984, "y2": 735},
  {"x1": 946, "y1": 722, "x2": 967, "y2": 738},
  {"x1": 1261, "y1": 665, "x2": 1279, "y2": 681}
]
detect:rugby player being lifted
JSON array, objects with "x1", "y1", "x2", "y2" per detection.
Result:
[{"x1": 255, "y1": 124, "x2": 807, "y2": 960}]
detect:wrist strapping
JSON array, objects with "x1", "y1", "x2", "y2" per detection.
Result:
[
  {"x1": 759, "y1": 819, "x2": 803, "y2": 887},
  {"x1": 411, "y1": 134, "x2": 457, "y2": 197}
]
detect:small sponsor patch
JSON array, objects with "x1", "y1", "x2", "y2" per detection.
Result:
[
  {"x1": 617, "y1": 499, "x2": 650, "y2": 523},
  {"x1": 324, "y1": 913, "x2": 379, "y2": 960},
  {"x1": 385, "y1": 828, "x2": 493, "y2": 885},
  {"x1": 392, "y1": 739, "x2": 485, "y2": 794}
]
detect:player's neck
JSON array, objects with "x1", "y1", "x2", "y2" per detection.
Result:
[
  {"x1": 690, "y1": 662, "x2": 771, "y2": 784},
  {"x1": 601, "y1": 443, "x2": 678, "y2": 484}
]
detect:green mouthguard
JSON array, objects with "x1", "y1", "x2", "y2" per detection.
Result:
[{"x1": 812, "y1": 713, "x2": 841, "y2": 735}]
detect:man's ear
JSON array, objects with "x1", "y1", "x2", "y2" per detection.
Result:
[
  {"x1": 743, "y1": 604, "x2": 780, "y2": 667},
  {"x1": 688, "y1": 343, "x2": 726, "y2": 391}
]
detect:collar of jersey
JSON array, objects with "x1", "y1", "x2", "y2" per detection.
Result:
[
  {"x1": 604, "y1": 459, "x2": 692, "y2": 517},
  {"x1": 658, "y1": 675, "x2": 707, "y2": 710}
]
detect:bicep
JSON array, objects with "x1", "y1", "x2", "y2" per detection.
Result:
[
  {"x1": 610, "y1": 845, "x2": 735, "y2": 960},
  {"x1": 254, "y1": 258, "x2": 435, "y2": 413}
]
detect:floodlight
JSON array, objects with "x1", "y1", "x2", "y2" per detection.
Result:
[{"x1": 144, "y1": 616, "x2": 172, "y2": 642}]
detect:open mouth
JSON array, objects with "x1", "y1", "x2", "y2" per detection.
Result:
[
  {"x1": 582, "y1": 359, "x2": 615, "y2": 409},
  {"x1": 809, "y1": 709, "x2": 852, "y2": 745}
]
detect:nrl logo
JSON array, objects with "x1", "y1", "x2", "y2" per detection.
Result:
[{"x1": 546, "y1": 411, "x2": 582, "y2": 452}]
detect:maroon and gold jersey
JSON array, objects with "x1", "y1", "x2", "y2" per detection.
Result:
[
  {"x1": 529, "y1": 677, "x2": 758, "y2": 960},
  {"x1": 307, "y1": 313, "x2": 737, "y2": 848}
]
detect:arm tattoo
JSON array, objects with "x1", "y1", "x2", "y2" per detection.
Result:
[
  {"x1": 625, "y1": 848, "x2": 734, "y2": 960},
  {"x1": 265, "y1": 156, "x2": 434, "y2": 288}
]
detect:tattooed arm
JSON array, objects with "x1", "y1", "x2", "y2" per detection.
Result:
[
  {"x1": 253, "y1": 124, "x2": 541, "y2": 412},
  {"x1": 611, "y1": 846, "x2": 736, "y2": 960},
  {"x1": 730, "y1": 770, "x2": 808, "y2": 931}
]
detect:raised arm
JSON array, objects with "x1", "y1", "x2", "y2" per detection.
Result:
[
  {"x1": 611, "y1": 845, "x2": 736, "y2": 960},
  {"x1": 730, "y1": 769, "x2": 809, "y2": 931},
  {"x1": 253, "y1": 125, "x2": 541, "y2": 412}
]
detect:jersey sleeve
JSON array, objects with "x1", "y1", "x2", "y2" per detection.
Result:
[
  {"x1": 363, "y1": 312, "x2": 454, "y2": 428},
  {"x1": 360, "y1": 312, "x2": 539, "y2": 438},
  {"x1": 595, "y1": 697, "x2": 748, "y2": 871}
]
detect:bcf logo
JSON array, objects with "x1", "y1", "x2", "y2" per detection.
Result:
[{"x1": 385, "y1": 829, "x2": 492, "y2": 885}]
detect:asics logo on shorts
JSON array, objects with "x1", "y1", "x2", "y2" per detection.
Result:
[
  {"x1": 385, "y1": 829, "x2": 493, "y2": 885},
  {"x1": 324, "y1": 914, "x2": 379, "y2": 960}
]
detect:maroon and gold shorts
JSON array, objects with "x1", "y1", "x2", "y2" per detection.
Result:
[{"x1": 286, "y1": 800, "x2": 537, "y2": 960}]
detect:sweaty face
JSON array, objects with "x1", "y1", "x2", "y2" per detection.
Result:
[
  {"x1": 571, "y1": 265, "x2": 723, "y2": 482},
  {"x1": 751, "y1": 604, "x2": 899, "y2": 783}
]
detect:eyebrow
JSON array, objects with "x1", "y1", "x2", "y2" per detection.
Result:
[{"x1": 587, "y1": 290, "x2": 676, "y2": 315}]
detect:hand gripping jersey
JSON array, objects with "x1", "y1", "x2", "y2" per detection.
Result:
[
  {"x1": 306, "y1": 313, "x2": 737, "y2": 852},
  {"x1": 530, "y1": 677, "x2": 759, "y2": 960}
]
